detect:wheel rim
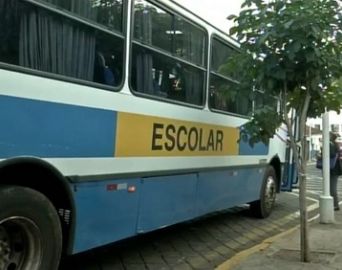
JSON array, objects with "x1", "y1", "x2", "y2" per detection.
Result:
[
  {"x1": 264, "y1": 176, "x2": 276, "y2": 212},
  {"x1": 0, "y1": 217, "x2": 42, "y2": 270}
]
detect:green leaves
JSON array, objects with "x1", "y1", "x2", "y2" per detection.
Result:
[
  {"x1": 227, "y1": 14, "x2": 237, "y2": 21},
  {"x1": 240, "y1": 105, "x2": 283, "y2": 146},
  {"x1": 226, "y1": 0, "x2": 342, "y2": 146},
  {"x1": 289, "y1": 41, "x2": 301, "y2": 54},
  {"x1": 284, "y1": 20, "x2": 294, "y2": 29}
]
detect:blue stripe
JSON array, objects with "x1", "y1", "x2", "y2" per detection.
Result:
[
  {"x1": 238, "y1": 126, "x2": 269, "y2": 155},
  {"x1": 0, "y1": 95, "x2": 116, "y2": 157},
  {"x1": 239, "y1": 140, "x2": 269, "y2": 155}
]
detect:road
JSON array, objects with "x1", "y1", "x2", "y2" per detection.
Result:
[{"x1": 59, "y1": 164, "x2": 339, "y2": 270}]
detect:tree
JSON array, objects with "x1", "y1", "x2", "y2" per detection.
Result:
[{"x1": 228, "y1": 0, "x2": 342, "y2": 262}]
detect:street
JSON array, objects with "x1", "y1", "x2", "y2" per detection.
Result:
[{"x1": 59, "y1": 164, "x2": 338, "y2": 270}]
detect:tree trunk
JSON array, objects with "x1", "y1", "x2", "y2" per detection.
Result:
[
  {"x1": 299, "y1": 155, "x2": 309, "y2": 261},
  {"x1": 298, "y1": 91, "x2": 311, "y2": 262},
  {"x1": 284, "y1": 89, "x2": 311, "y2": 262}
]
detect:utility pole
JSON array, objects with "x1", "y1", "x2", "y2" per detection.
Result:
[{"x1": 320, "y1": 110, "x2": 334, "y2": 223}]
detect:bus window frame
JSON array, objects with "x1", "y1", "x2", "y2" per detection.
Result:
[
  {"x1": 25, "y1": 0, "x2": 126, "y2": 39},
  {"x1": 0, "y1": 0, "x2": 128, "y2": 93},
  {"x1": 208, "y1": 33, "x2": 252, "y2": 119},
  {"x1": 128, "y1": 0, "x2": 208, "y2": 109}
]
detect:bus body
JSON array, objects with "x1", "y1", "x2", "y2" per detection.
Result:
[{"x1": 0, "y1": 0, "x2": 292, "y2": 268}]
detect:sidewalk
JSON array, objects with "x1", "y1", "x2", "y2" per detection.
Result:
[{"x1": 216, "y1": 206, "x2": 342, "y2": 270}]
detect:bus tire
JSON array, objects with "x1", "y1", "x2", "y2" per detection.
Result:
[
  {"x1": 250, "y1": 166, "x2": 277, "y2": 218},
  {"x1": 0, "y1": 185, "x2": 62, "y2": 270}
]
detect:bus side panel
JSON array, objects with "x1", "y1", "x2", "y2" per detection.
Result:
[
  {"x1": 239, "y1": 140, "x2": 269, "y2": 155},
  {"x1": 0, "y1": 95, "x2": 116, "y2": 158},
  {"x1": 137, "y1": 174, "x2": 197, "y2": 233},
  {"x1": 72, "y1": 178, "x2": 141, "y2": 254},
  {"x1": 196, "y1": 167, "x2": 265, "y2": 216}
]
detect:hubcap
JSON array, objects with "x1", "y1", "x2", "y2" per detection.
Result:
[
  {"x1": 0, "y1": 217, "x2": 42, "y2": 270},
  {"x1": 264, "y1": 176, "x2": 276, "y2": 212},
  {"x1": 0, "y1": 227, "x2": 10, "y2": 269}
]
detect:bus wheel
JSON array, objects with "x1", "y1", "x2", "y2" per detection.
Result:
[
  {"x1": 0, "y1": 186, "x2": 62, "y2": 270},
  {"x1": 250, "y1": 166, "x2": 277, "y2": 218}
]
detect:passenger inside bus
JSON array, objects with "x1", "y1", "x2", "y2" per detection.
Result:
[
  {"x1": 167, "y1": 62, "x2": 186, "y2": 102},
  {"x1": 94, "y1": 51, "x2": 116, "y2": 86}
]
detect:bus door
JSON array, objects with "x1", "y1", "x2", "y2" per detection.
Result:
[
  {"x1": 281, "y1": 111, "x2": 299, "y2": 191},
  {"x1": 281, "y1": 144, "x2": 299, "y2": 191}
]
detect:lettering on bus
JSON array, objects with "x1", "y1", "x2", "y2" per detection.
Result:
[{"x1": 152, "y1": 123, "x2": 224, "y2": 152}]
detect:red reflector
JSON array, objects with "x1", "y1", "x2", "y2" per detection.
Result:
[
  {"x1": 107, "y1": 184, "x2": 117, "y2": 191},
  {"x1": 128, "y1": 186, "x2": 136, "y2": 193}
]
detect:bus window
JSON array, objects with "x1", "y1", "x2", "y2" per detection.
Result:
[
  {"x1": 211, "y1": 38, "x2": 237, "y2": 79},
  {"x1": 0, "y1": 0, "x2": 124, "y2": 88},
  {"x1": 254, "y1": 90, "x2": 279, "y2": 112},
  {"x1": 131, "y1": 0, "x2": 206, "y2": 106},
  {"x1": 174, "y1": 17, "x2": 206, "y2": 67},
  {"x1": 134, "y1": 2, "x2": 173, "y2": 53},
  {"x1": 209, "y1": 75, "x2": 252, "y2": 115},
  {"x1": 0, "y1": 0, "x2": 20, "y2": 66},
  {"x1": 36, "y1": 0, "x2": 123, "y2": 33},
  {"x1": 209, "y1": 37, "x2": 252, "y2": 116}
]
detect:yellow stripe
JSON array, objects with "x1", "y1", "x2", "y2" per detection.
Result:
[
  {"x1": 215, "y1": 226, "x2": 299, "y2": 270},
  {"x1": 115, "y1": 112, "x2": 239, "y2": 157}
]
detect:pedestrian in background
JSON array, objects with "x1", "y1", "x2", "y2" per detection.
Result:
[{"x1": 329, "y1": 132, "x2": 341, "y2": 211}]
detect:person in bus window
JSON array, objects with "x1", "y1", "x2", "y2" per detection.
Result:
[
  {"x1": 94, "y1": 51, "x2": 116, "y2": 86},
  {"x1": 168, "y1": 62, "x2": 185, "y2": 101}
]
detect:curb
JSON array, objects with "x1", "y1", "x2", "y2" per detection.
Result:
[
  {"x1": 215, "y1": 226, "x2": 299, "y2": 270},
  {"x1": 215, "y1": 195, "x2": 320, "y2": 270}
]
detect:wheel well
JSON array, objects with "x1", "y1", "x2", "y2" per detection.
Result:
[
  {"x1": 0, "y1": 157, "x2": 74, "y2": 253},
  {"x1": 270, "y1": 156, "x2": 281, "y2": 192}
]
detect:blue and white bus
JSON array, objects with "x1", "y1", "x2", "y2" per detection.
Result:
[{"x1": 0, "y1": 0, "x2": 294, "y2": 269}]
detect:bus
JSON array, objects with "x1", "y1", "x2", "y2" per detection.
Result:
[{"x1": 0, "y1": 0, "x2": 294, "y2": 269}]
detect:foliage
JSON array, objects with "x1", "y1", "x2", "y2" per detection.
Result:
[
  {"x1": 228, "y1": 0, "x2": 342, "y2": 145},
  {"x1": 228, "y1": 0, "x2": 342, "y2": 262},
  {"x1": 241, "y1": 104, "x2": 283, "y2": 145}
]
